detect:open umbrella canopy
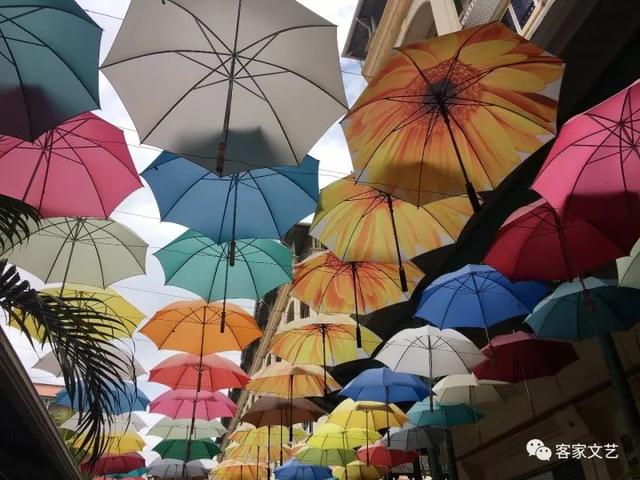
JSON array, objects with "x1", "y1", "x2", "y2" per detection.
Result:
[
  {"x1": 142, "y1": 152, "x2": 319, "y2": 243},
  {"x1": 332, "y1": 460, "x2": 387, "y2": 480},
  {"x1": 147, "y1": 417, "x2": 227, "y2": 440},
  {"x1": 382, "y1": 424, "x2": 445, "y2": 451},
  {"x1": 270, "y1": 315, "x2": 382, "y2": 367},
  {"x1": 154, "y1": 230, "x2": 292, "y2": 302},
  {"x1": 72, "y1": 432, "x2": 145, "y2": 456},
  {"x1": 342, "y1": 22, "x2": 563, "y2": 208},
  {"x1": 246, "y1": 361, "x2": 341, "y2": 398},
  {"x1": 0, "y1": 113, "x2": 141, "y2": 218},
  {"x1": 275, "y1": 459, "x2": 333, "y2": 480},
  {"x1": 153, "y1": 438, "x2": 221, "y2": 462},
  {"x1": 295, "y1": 446, "x2": 357, "y2": 467},
  {"x1": 473, "y1": 331, "x2": 579, "y2": 382},
  {"x1": 0, "y1": 0, "x2": 101, "y2": 141},
  {"x1": 432, "y1": 374, "x2": 506, "y2": 406},
  {"x1": 618, "y1": 238, "x2": 640, "y2": 288},
  {"x1": 415, "y1": 265, "x2": 548, "y2": 330},
  {"x1": 102, "y1": 0, "x2": 347, "y2": 176},
  {"x1": 339, "y1": 367, "x2": 429, "y2": 403},
  {"x1": 230, "y1": 425, "x2": 308, "y2": 446},
  {"x1": 524, "y1": 278, "x2": 640, "y2": 340},
  {"x1": 407, "y1": 400, "x2": 484, "y2": 428},
  {"x1": 139, "y1": 300, "x2": 261, "y2": 355},
  {"x1": 80, "y1": 452, "x2": 145, "y2": 476},
  {"x1": 226, "y1": 442, "x2": 291, "y2": 463},
  {"x1": 147, "y1": 459, "x2": 210, "y2": 479},
  {"x1": 212, "y1": 460, "x2": 268, "y2": 480},
  {"x1": 56, "y1": 381, "x2": 149, "y2": 414},
  {"x1": 326, "y1": 399, "x2": 407, "y2": 431},
  {"x1": 357, "y1": 443, "x2": 418, "y2": 468},
  {"x1": 62, "y1": 412, "x2": 146, "y2": 435},
  {"x1": 149, "y1": 389, "x2": 237, "y2": 420},
  {"x1": 2, "y1": 217, "x2": 147, "y2": 288},
  {"x1": 307, "y1": 424, "x2": 381, "y2": 450},
  {"x1": 241, "y1": 396, "x2": 326, "y2": 427},
  {"x1": 149, "y1": 352, "x2": 250, "y2": 391}
]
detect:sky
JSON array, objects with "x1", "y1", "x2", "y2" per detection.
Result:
[{"x1": 1, "y1": 0, "x2": 368, "y2": 464}]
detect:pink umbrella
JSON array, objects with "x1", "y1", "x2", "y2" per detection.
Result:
[
  {"x1": 0, "y1": 112, "x2": 141, "y2": 218},
  {"x1": 149, "y1": 353, "x2": 249, "y2": 391},
  {"x1": 533, "y1": 80, "x2": 640, "y2": 230},
  {"x1": 149, "y1": 389, "x2": 237, "y2": 420}
]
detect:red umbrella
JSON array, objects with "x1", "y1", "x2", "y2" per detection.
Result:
[
  {"x1": 0, "y1": 112, "x2": 141, "y2": 218},
  {"x1": 484, "y1": 199, "x2": 634, "y2": 281},
  {"x1": 80, "y1": 452, "x2": 145, "y2": 475},
  {"x1": 149, "y1": 389, "x2": 237, "y2": 420},
  {"x1": 533, "y1": 80, "x2": 640, "y2": 228},
  {"x1": 357, "y1": 443, "x2": 418, "y2": 467},
  {"x1": 149, "y1": 353, "x2": 249, "y2": 391}
]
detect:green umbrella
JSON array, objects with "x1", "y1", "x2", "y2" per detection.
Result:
[
  {"x1": 618, "y1": 239, "x2": 640, "y2": 289},
  {"x1": 407, "y1": 400, "x2": 483, "y2": 428},
  {"x1": 295, "y1": 446, "x2": 357, "y2": 467},
  {"x1": 0, "y1": 0, "x2": 102, "y2": 141},
  {"x1": 153, "y1": 437, "x2": 221, "y2": 462},
  {"x1": 148, "y1": 417, "x2": 227, "y2": 440},
  {"x1": 2, "y1": 217, "x2": 147, "y2": 289}
]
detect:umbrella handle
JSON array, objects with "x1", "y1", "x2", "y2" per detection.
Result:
[
  {"x1": 386, "y1": 194, "x2": 408, "y2": 293},
  {"x1": 217, "y1": 142, "x2": 226, "y2": 175}
]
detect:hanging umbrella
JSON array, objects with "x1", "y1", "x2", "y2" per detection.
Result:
[
  {"x1": 326, "y1": 399, "x2": 407, "y2": 432},
  {"x1": 533, "y1": 80, "x2": 640, "y2": 225},
  {"x1": 139, "y1": 300, "x2": 261, "y2": 355},
  {"x1": 80, "y1": 452, "x2": 145, "y2": 475},
  {"x1": 102, "y1": 0, "x2": 347, "y2": 176},
  {"x1": 212, "y1": 460, "x2": 268, "y2": 480},
  {"x1": 0, "y1": 113, "x2": 141, "y2": 218},
  {"x1": 432, "y1": 374, "x2": 506, "y2": 406},
  {"x1": 230, "y1": 425, "x2": 308, "y2": 446},
  {"x1": 0, "y1": 0, "x2": 102, "y2": 141},
  {"x1": 147, "y1": 459, "x2": 210, "y2": 479},
  {"x1": 342, "y1": 22, "x2": 563, "y2": 210},
  {"x1": 245, "y1": 361, "x2": 341, "y2": 398},
  {"x1": 148, "y1": 417, "x2": 227, "y2": 440},
  {"x1": 307, "y1": 424, "x2": 381, "y2": 450},
  {"x1": 618, "y1": 238, "x2": 640, "y2": 289},
  {"x1": 309, "y1": 174, "x2": 472, "y2": 290},
  {"x1": 241, "y1": 396, "x2": 325, "y2": 427},
  {"x1": 226, "y1": 442, "x2": 291, "y2": 464},
  {"x1": 339, "y1": 367, "x2": 429, "y2": 404},
  {"x1": 275, "y1": 459, "x2": 333, "y2": 480},
  {"x1": 415, "y1": 264, "x2": 548, "y2": 333},
  {"x1": 62, "y1": 412, "x2": 146, "y2": 435},
  {"x1": 155, "y1": 230, "x2": 292, "y2": 330},
  {"x1": 295, "y1": 446, "x2": 357, "y2": 467},
  {"x1": 484, "y1": 199, "x2": 636, "y2": 281},
  {"x1": 149, "y1": 352, "x2": 249, "y2": 391},
  {"x1": 356, "y1": 443, "x2": 417, "y2": 468},
  {"x1": 55, "y1": 381, "x2": 149, "y2": 414},
  {"x1": 407, "y1": 400, "x2": 483, "y2": 428},
  {"x1": 142, "y1": 152, "x2": 319, "y2": 244},
  {"x1": 153, "y1": 438, "x2": 221, "y2": 462},
  {"x1": 2, "y1": 217, "x2": 147, "y2": 289},
  {"x1": 332, "y1": 461, "x2": 387, "y2": 480},
  {"x1": 290, "y1": 250, "x2": 423, "y2": 346},
  {"x1": 149, "y1": 389, "x2": 237, "y2": 420},
  {"x1": 72, "y1": 432, "x2": 145, "y2": 456},
  {"x1": 382, "y1": 424, "x2": 445, "y2": 452}
]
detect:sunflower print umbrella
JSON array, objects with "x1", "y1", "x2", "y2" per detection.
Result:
[{"x1": 342, "y1": 22, "x2": 564, "y2": 209}]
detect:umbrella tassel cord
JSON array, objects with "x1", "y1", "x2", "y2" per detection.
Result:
[
  {"x1": 351, "y1": 263, "x2": 362, "y2": 348},
  {"x1": 229, "y1": 178, "x2": 239, "y2": 267},
  {"x1": 321, "y1": 326, "x2": 328, "y2": 398},
  {"x1": 386, "y1": 194, "x2": 408, "y2": 292}
]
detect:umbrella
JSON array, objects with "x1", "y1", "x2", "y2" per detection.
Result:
[
  {"x1": 307, "y1": 424, "x2": 381, "y2": 450},
  {"x1": 80, "y1": 452, "x2": 145, "y2": 475},
  {"x1": 339, "y1": 367, "x2": 429, "y2": 403},
  {"x1": 149, "y1": 352, "x2": 249, "y2": 391},
  {"x1": 290, "y1": 250, "x2": 423, "y2": 346},
  {"x1": 484, "y1": 199, "x2": 635, "y2": 281},
  {"x1": 226, "y1": 442, "x2": 291, "y2": 464},
  {"x1": 295, "y1": 446, "x2": 357, "y2": 467},
  {"x1": 147, "y1": 417, "x2": 227, "y2": 440},
  {"x1": 55, "y1": 381, "x2": 149, "y2": 414},
  {"x1": 342, "y1": 22, "x2": 563, "y2": 210},
  {"x1": 33, "y1": 340, "x2": 145, "y2": 378},
  {"x1": 230, "y1": 425, "x2": 308, "y2": 446},
  {"x1": 618, "y1": 238, "x2": 640, "y2": 288},
  {"x1": 275, "y1": 459, "x2": 333, "y2": 480},
  {"x1": 0, "y1": 113, "x2": 141, "y2": 218},
  {"x1": 407, "y1": 400, "x2": 483, "y2": 428},
  {"x1": 432, "y1": 374, "x2": 505, "y2": 406},
  {"x1": 154, "y1": 230, "x2": 292, "y2": 331},
  {"x1": 415, "y1": 265, "x2": 548, "y2": 334},
  {"x1": 0, "y1": 0, "x2": 101, "y2": 141},
  {"x1": 332, "y1": 461, "x2": 387, "y2": 480},
  {"x1": 72, "y1": 432, "x2": 145, "y2": 455},
  {"x1": 102, "y1": 0, "x2": 347, "y2": 176},
  {"x1": 356, "y1": 443, "x2": 417, "y2": 468},
  {"x1": 139, "y1": 300, "x2": 261, "y2": 355},
  {"x1": 382, "y1": 424, "x2": 445, "y2": 451},
  {"x1": 533, "y1": 80, "x2": 640, "y2": 225},
  {"x1": 61, "y1": 412, "x2": 146, "y2": 435},
  {"x1": 212, "y1": 460, "x2": 268, "y2": 480},
  {"x1": 241, "y1": 396, "x2": 325, "y2": 427},
  {"x1": 142, "y1": 152, "x2": 319, "y2": 245},
  {"x1": 153, "y1": 438, "x2": 221, "y2": 462},
  {"x1": 326, "y1": 399, "x2": 407, "y2": 432},
  {"x1": 150, "y1": 389, "x2": 237, "y2": 420},
  {"x1": 2, "y1": 217, "x2": 147, "y2": 289},
  {"x1": 147, "y1": 459, "x2": 210, "y2": 479},
  {"x1": 309, "y1": 174, "x2": 472, "y2": 290},
  {"x1": 245, "y1": 361, "x2": 341, "y2": 398}
]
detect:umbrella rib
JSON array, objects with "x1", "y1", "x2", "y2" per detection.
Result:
[
  {"x1": 81, "y1": 220, "x2": 107, "y2": 288},
  {"x1": 160, "y1": 169, "x2": 213, "y2": 223},
  {"x1": 233, "y1": 243, "x2": 262, "y2": 299},
  {"x1": 416, "y1": 102, "x2": 442, "y2": 205},
  {"x1": 162, "y1": 238, "x2": 217, "y2": 284},
  {"x1": 246, "y1": 170, "x2": 284, "y2": 237},
  {"x1": 0, "y1": 26, "x2": 33, "y2": 139},
  {"x1": 42, "y1": 218, "x2": 78, "y2": 284}
]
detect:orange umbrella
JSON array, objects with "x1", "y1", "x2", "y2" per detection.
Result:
[
  {"x1": 290, "y1": 251, "x2": 423, "y2": 345},
  {"x1": 245, "y1": 361, "x2": 340, "y2": 398},
  {"x1": 342, "y1": 22, "x2": 564, "y2": 210},
  {"x1": 139, "y1": 300, "x2": 261, "y2": 355}
]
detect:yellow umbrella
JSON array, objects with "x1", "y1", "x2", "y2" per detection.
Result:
[
  {"x1": 245, "y1": 361, "x2": 341, "y2": 398},
  {"x1": 307, "y1": 424, "x2": 380, "y2": 450},
  {"x1": 326, "y1": 399, "x2": 407, "y2": 432},
  {"x1": 212, "y1": 460, "x2": 268, "y2": 480},
  {"x1": 229, "y1": 425, "x2": 308, "y2": 446},
  {"x1": 72, "y1": 431, "x2": 145, "y2": 455},
  {"x1": 226, "y1": 442, "x2": 291, "y2": 463},
  {"x1": 332, "y1": 461, "x2": 387, "y2": 480},
  {"x1": 12, "y1": 284, "x2": 144, "y2": 340}
]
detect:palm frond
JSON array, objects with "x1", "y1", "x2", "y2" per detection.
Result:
[
  {"x1": 0, "y1": 259, "x2": 135, "y2": 465},
  {"x1": 0, "y1": 194, "x2": 39, "y2": 252}
]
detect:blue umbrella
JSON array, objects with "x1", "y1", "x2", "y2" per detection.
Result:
[
  {"x1": 339, "y1": 367, "x2": 429, "y2": 403},
  {"x1": 55, "y1": 381, "x2": 149, "y2": 414},
  {"x1": 275, "y1": 459, "x2": 333, "y2": 480},
  {"x1": 415, "y1": 264, "x2": 548, "y2": 330},
  {"x1": 141, "y1": 152, "x2": 319, "y2": 244}
]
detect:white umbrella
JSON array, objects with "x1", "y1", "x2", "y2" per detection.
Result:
[
  {"x1": 147, "y1": 459, "x2": 210, "y2": 479},
  {"x1": 148, "y1": 417, "x2": 228, "y2": 440},
  {"x1": 382, "y1": 424, "x2": 445, "y2": 451},
  {"x1": 60, "y1": 412, "x2": 146, "y2": 434},
  {"x1": 432, "y1": 374, "x2": 506, "y2": 406},
  {"x1": 102, "y1": 0, "x2": 347, "y2": 176},
  {"x1": 33, "y1": 342, "x2": 146, "y2": 378}
]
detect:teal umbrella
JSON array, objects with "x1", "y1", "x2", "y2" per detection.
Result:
[
  {"x1": 153, "y1": 438, "x2": 221, "y2": 462},
  {"x1": 0, "y1": 0, "x2": 101, "y2": 141},
  {"x1": 407, "y1": 400, "x2": 483, "y2": 428}
]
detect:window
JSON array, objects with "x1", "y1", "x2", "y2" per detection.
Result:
[
  {"x1": 501, "y1": 0, "x2": 541, "y2": 34},
  {"x1": 286, "y1": 302, "x2": 295, "y2": 323},
  {"x1": 300, "y1": 303, "x2": 310, "y2": 319}
]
